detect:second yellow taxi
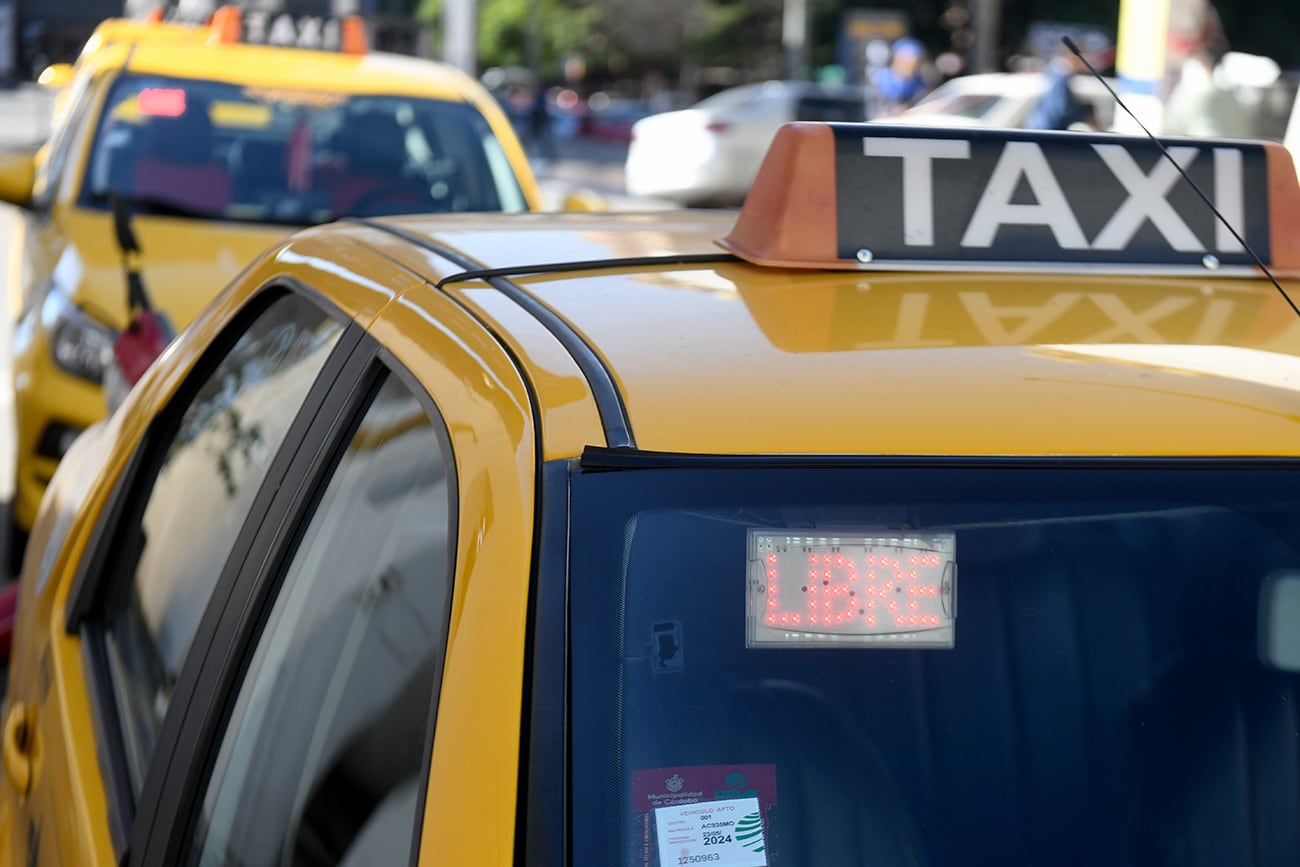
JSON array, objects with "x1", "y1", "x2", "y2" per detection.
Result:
[{"x1": 0, "y1": 6, "x2": 541, "y2": 547}]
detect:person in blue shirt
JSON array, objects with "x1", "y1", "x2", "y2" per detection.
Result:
[
  {"x1": 1025, "y1": 47, "x2": 1094, "y2": 130},
  {"x1": 872, "y1": 37, "x2": 931, "y2": 116}
]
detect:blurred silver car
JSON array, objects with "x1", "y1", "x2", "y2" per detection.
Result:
[
  {"x1": 625, "y1": 81, "x2": 866, "y2": 206},
  {"x1": 884, "y1": 72, "x2": 1118, "y2": 130}
]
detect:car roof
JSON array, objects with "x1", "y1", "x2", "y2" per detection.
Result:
[
  {"x1": 313, "y1": 202, "x2": 1300, "y2": 460},
  {"x1": 84, "y1": 38, "x2": 481, "y2": 102}
]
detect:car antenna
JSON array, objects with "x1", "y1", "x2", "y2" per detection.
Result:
[{"x1": 1061, "y1": 36, "x2": 1300, "y2": 319}]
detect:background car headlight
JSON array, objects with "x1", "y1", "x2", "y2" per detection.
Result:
[{"x1": 42, "y1": 289, "x2": 115, "y2": 383}]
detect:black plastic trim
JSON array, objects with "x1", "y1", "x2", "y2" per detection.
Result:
[
  {"x1": 431, "y1": 253, "x2": 738, "y2": 289},
  {"x1": 79, "y1": 623, "x2": 136, "y2": 855},
  {"x1": 136, "y1": 339, "x2": 462, "y2": 867},
  {"x1": 577, "y1": 447, "x2": 1300, "y2": 472},
  {"x1": 69, "y1": 283, "x2": 361, "y2": 865},
  {"x1": 65, "y1": 283, "x2": 362, "y2": 865},
  {"x1": 132, "y1": 347, "x2": 386, "y2": 867},
  {"x1": 348, "y1": 218, "x2": 646, "y2": 449},
  {"x1": 519, "y1": 459, "x2": 571, "y2": 865},
  {"x1": 65, "y1": 278, "x2": 358, "y2": 631}
]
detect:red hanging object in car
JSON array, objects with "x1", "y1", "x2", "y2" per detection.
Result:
[{"x1": 113, "y1": 306, "x2": 175, "y2": 386}]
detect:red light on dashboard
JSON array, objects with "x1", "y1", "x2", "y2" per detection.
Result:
[
  {"x1": 895, "y1": 615, "x2": 905, "y2": 626},
  {"x1": 767, "y1": 569, "x2": 776, "y2": 579},
  {"x1": 767, "y1": 554, "x2": 776, "y2": 563},
  {"x1": 767, "y1": 614, "x2": 776, "y2": 625},
  {"x1": 138, "y1": 87, "x2": 187, "y2": 117},
  {"x1": 887, "y1": 601, "x2": 897, "y2": 611},
  {"x1": 866, "y1": 615, "x2": 876, "y2": 626},
  {"x1": 909, "y1": 600, "x2": 918, "y2": 611}
]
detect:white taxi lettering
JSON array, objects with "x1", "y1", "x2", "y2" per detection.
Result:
[
  {"x1": 1214, "y1": 148, "x2": 1245, "y2": 253},
  {"x1": 960, "y1": 142, "x2": 1089, "y2": 250},
  {"x1": 267, "y1": 13, "x2": 299, "y2": 46},
  {"x1": 861, "y1": 137, "x2": 1248, "y2": 254},
  {"x1": 863, "y1": 138, "x2": 971, "y2": 246},
  {"x1": 1090, "y1": 145, "x2": 1201, "y2": 252}
]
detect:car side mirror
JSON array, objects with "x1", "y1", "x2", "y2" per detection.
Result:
[
  {"x1": 0, "y1": 149, "x2": 37, "y2": 208},
  {"x1": 36, "y1": 63, "x2": 72, "y2": 90}
]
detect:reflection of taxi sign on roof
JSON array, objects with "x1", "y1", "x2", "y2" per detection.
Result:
[{"x1": 720, "y1": 123, "x2": 1300, "y2": 276}]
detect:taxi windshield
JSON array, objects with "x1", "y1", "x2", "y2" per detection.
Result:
[
  {"x1": 80, "y1": 74, "x2": 528, "y2": 224},
  {"x1": 566, "y1": 462, "x2": 1300, "y2": 866}
]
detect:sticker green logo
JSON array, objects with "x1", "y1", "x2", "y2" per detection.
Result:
[{"x1": 735, "y1": 812, "x2": 764, "y2": 853}]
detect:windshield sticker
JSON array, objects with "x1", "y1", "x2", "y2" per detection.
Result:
[
  {"x1": 655, "y1": 798, "x2": 766, "y2": 867},
  {"x1": 240, "y1": 86, "x2": 347, "y2": 108},
  {"x1": 650, "y1": 621, "x2": 684, "y2": 674},
  {"x1": 632, "y1": 765, "x2": 778, "y2": 866}
]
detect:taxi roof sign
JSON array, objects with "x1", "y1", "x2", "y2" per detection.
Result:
[
  {"x1": 206, "y1": 4, "x2": 368, "y2": 54},
  {"x1": 719, "y1": 123, "x2": 1300, "y2": 277}
]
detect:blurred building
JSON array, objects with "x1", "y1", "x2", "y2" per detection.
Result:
[{"x1": 12, "y1": 0, "x2": 117, "y2": 79}]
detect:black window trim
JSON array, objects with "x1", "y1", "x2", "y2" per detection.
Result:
[
  {"x1": 131, "y1": 335, "x2": 461, "y2": 867},
  {"x1": 67, "y1": 278, "x2": 363, "y2": 859},
  {"x1": 520, "y1": 458, "x2": 572, "y2": 865}
]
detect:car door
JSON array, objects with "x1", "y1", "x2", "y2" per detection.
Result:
[
  {"x1": 2, "y1": 284, "x2": 360, "y2": 865},
  {"x1": 127, "y1": 337, "x2": 458, "y2": 867}
]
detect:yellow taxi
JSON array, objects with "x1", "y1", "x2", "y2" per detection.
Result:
[
  {"x1": 4, "y1": 121, "x2": 1300, "y2": 866},
  {"x1": 0, "y1": 6, "x2": 541, "y2": 546}
]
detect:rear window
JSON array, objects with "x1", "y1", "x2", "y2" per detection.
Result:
[
  {"x1": 568, "y1": 463, "x2": 1300, "y2": 866},
  {"x1": 79, "y1": 73, "x2": 528, "y2": 224},
  {"x1": 794, "y1": 95, "x2": 865, "y2": 123}
]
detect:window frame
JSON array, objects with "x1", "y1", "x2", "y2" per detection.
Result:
[
  {"x1": 30, "y1": 69, "x2": 101, "y2": 210},
  {"x1": 128, "y1": 335, "x2": 459, "y2": 867},
  {"x1": 66, "y1": 279, "x2": 363, "y2": 857}
]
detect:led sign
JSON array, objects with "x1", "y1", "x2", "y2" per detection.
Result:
[{"x1": 747, "y1": 529, "x2": 955, "y2": 648}]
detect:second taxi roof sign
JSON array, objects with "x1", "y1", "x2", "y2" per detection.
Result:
[{"x1": 720, "y1": 123, "x2": 1300, "y2": 276}]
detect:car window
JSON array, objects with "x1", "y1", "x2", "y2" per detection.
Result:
[
  {"x1": 79, "y1": 74, "x2": 528, "y2": 224},
  {"x1": 101, "y1": 292, "x2": 346, "y2": 791},
  {"x1": 568, "y1": 465, "x2": 1300, "y2": 866},
  {"x1": 184, "y1": 371, "x2": 454, "y2": 867},
  {"x1": 30, "y1": 72, "x2": 97, "y2": 207}
]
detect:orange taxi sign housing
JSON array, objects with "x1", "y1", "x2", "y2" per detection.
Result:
[{"x1": 720, "y1": 122, "x2": 1300, "y2": 277}]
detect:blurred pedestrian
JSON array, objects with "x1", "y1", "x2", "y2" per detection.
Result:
[
  {"x1": 1025, "y1": 44, "x2": 1094, "y2": 130},
  {"x1": 1164, "y1": 45, "x2": 1249, "y2": 138},
  {"x1": 871, "y1": 37, "x2": 932, "y2": 116},
  {"x1": 525, "y1": 86, "x2": 558, "y2": 162}
]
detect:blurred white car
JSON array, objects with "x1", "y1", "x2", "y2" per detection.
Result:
[
  {"x1": 886, "y1": 72, "x2": 1118, "y2": 130},
  {"x1": 625, "y1": 81, "x2": 866, "y2": 205}
]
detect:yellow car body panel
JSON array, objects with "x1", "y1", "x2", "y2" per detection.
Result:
[
  {"x1": 361, "y1": 280, "x2": 555, "y2": 865},
  {"x1": 0, "y1": 230, "x2": 416, "y2": 866},
  {"x1": 373, "y1": 213, "x2": 1300, "y2": 458}
]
